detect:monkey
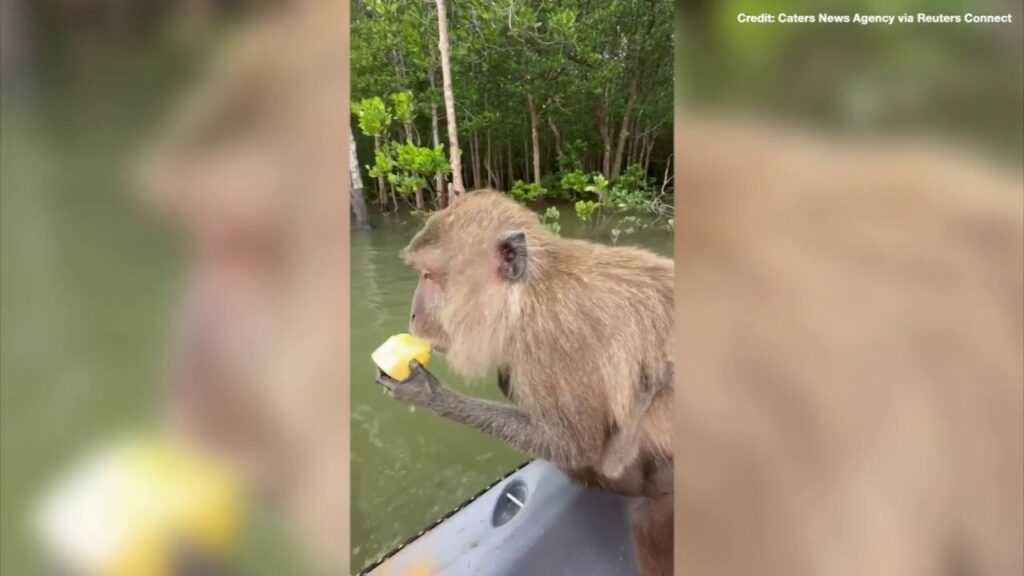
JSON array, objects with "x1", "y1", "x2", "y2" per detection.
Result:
[
  {"x1": 133, "y1": 4, "x2": 349, "y2": 573},
  {"x1": 375, "y1": 189, "x2": 675, "y2": 575},
  {"x1": 672, "y1": 113, "x2": 1023, "y2": 576}
]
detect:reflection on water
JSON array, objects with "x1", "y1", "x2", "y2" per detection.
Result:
[{"x1": 349, "y1": 210, "x2": 673, "y2": 570}]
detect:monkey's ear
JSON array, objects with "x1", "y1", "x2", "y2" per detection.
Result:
[{"x1": 498, "y1": 230, "x2": 528, "y2": 282}]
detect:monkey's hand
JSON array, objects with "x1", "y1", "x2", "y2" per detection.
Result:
[{"x1": 375, "y1": 360, "x2": 443, "y2": 406}]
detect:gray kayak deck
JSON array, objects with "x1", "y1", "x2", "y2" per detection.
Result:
[{"x1": 363, "y1": 460, "x2": 639, "y2": 576}]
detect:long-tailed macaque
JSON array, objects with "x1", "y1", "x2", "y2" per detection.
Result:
[
  {"x1": 376, "y1": 189, "x2": 675, "y2": 576},
  {"x1": 674, "y1": 114, "x2": 1023, "y2": 576},
  {"x1": 134, "y1": 4, "x2": 348, "y2": 573}
]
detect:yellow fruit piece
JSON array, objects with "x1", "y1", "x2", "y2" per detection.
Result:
[
  {"x1": 372, "y1": 333, "x2": 432, "y2": 381},
  {"x1": 36, "y1": 435, "x2": 240, "y2": 576}
]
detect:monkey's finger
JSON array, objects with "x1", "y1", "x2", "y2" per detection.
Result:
[
  {"x1": 408, "y1": 360, "x2": 442, "y2": 393},
  {"x1": 374, "y1": 368, "x2": 400, "y2": 392}
]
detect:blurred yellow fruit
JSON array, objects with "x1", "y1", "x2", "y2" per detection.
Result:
[{"x1": 36, "y1": 435, "x2": 240, "y2": 576}]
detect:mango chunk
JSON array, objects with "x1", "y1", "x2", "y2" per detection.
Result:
[
  {"x1": 36, "y1": 436, "x2": 240, "y2": 576},
  {"x1": 372, "y1": 333, "x2": 432, "y2": 381}
]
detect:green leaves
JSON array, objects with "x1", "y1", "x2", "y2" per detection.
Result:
[
  {"x1": 540, "y1": 206, "x2": 561, "y2": 235},
  {"x1": 584, "y1": 174, "x2": 609, "y2": 198},
  {"x1": 574, "y1": 199, "x2": 598, "y2": 222},
  {"x1": 558, "y1": 169, "x2": 590, "y2": 197},
  {"x1": 509, "y1": 180, "x2": 547, "y2": 203},
  {"x1": 352, "y1": 97, "x2": 392, "y2": 138},
  {"x1": 353, "y1": 91, "x2": 420, "y2": 139},
  {"x1": 371, "y1": 140, "x2": 450, "y2": 198},
  {"x1": 389, "y1": 91, "x2": 416, "y2": 126},
  {"x1": 568, "y1": 164, "x2": 673, "y2": 239}
]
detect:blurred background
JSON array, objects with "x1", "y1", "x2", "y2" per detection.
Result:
[
  {"x1": 1, "y1": 1, "x2": 346, "y2": 574},
  {"x1": 674, "y1": 1, "x2": 1022, "y2": 575},
  {"x1": 677, "y1": 0, "x2": 1022, "y2": 161}
]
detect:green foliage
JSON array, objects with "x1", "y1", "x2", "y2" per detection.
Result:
[
  {"x1": 613, "y1": 164, "x2": 652, "y2": 194},
  {"x1": 605, "y1": 185, "x2": 653, "y2": 212},
  {"x1": 387, "y1": 172, "x2": 428, "y2": 197},
  {"x1": 557, "y1": 140, "x2": 587, "y2": 172},
  {"x1": 584, "y1": 174, "x2": 609, "y2": 198},
  {"x1": 540, "y1": 206, "x2": 561, "y2": 235},
  {"x1": 574, "y1": 200, "x2": 598, "y2": 222},
  {"x1": 571, "y1": 164, "x2": 674, "y2": 238},
  {"x1": 351, "y1": 96, "x2": 392, "y2": 138},
  {"x1": 393, "y1": 142, "x2": 449, "y2": 177},
  {"x1": 372, "y1": 141, "x2": 450, "y2": 199},
  {"x1": 367, "y1": 147, "x2": 395, "y2": 180},
  {"x1": 389, "y1": 91, "x2": 416, "y2": 126},
  {"x1": 509, "y1": 180, "x2": 547, "y2": 203},
  {"x1": 355, "y1": 87, "x2": 451, "y2": 205},
  {"x1": 558, "y1": 169, "x2": 591, "y2": 198},
  {"x1": 352, "y1": 0, "x2": 676, "y2": 225}
]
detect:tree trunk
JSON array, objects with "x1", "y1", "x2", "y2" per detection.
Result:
[
  {"x1": 373, "y1": 134, "x2": 387, "y2": 211},
  {"x1": 643, "y1": 137, "x2": 656, "y2": 174},
  {"x1": 547, "y1": 114, "x2": 563, "y2": 167},
  {"x1": 523, "y1": 137, "x2": 529, "y2": 183},
  {"x1": 506, "y1": 138, "x2": 513, "y2": 190},
  {"x1": 597, "y1": 90, "x2": 612, "y2": 178},
  {"x1": 429, "y1": 68, "x2": 447, "y2": 209},
  {"x1": 527, "y1": 94, "x2": 542, "y2": 185},
  {"x1": 415, "y1": 188, "x2": 425, "y2": 211},
  {"x1": 611, "y1": 75, "x2": 640, "y2": 180},
  {"x1": 628, "y1": 116, "x2": 642, "y2": 167},
  {"x1": 485, "y1": 130, "x2": 495, "y2": 188},
  {"x1": 471, "y1": 132, "x2": 481, "y2": 189},
  {"x1": 632, "y1": 126, "x2": 645, "y2": 169},
  {"x1": 348, "y1": 128, "x2": 371, "y2": 228},
  {"x1": 495, "y1": 147, "x2": 502, "y2": 190},
  {"x1": 639, "y1": 137, "x2": 647, "y2": 173},
  {"x1": 434, "y1": 0, "x2": 465, "y2": 202}
]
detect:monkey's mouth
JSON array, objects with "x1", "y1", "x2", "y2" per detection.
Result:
[{"x1": 411, "y1": 328, "x2": 446, "y2": 353}]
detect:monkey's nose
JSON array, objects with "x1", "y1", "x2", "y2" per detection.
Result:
[{"x1": 410, "y1": 312, "x2": 416, "y2": 322}]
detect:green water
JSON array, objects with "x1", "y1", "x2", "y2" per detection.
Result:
[{"x1": 349, "y1": 210, "x2": 673, "y2": 571}]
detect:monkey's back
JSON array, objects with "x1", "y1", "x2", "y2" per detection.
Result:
[{"x1": 513, "y1": 235, "x2": 675, "y2": 458}]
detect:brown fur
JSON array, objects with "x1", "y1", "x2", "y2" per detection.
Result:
[
  {"x1": 397, "y1": 190, "x2": 675, "y2": 573},
  {"x1": 633, "y1": 495, "x2": 675, "y2": 576},
  {"x1": 676, "y1": 114, "x2": 1023, "y2": 576},
  {"x1": 135, "y1": 4, "x2": 349, "y2": 574}
]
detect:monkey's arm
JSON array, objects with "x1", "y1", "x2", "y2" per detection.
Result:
[{"x1": 376, "y1": 362, "x2": 599, "y2": 468}]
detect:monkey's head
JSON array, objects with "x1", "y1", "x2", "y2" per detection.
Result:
[{"x1": 402, "y1": 190, "x2": 550, "y2": 377}]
